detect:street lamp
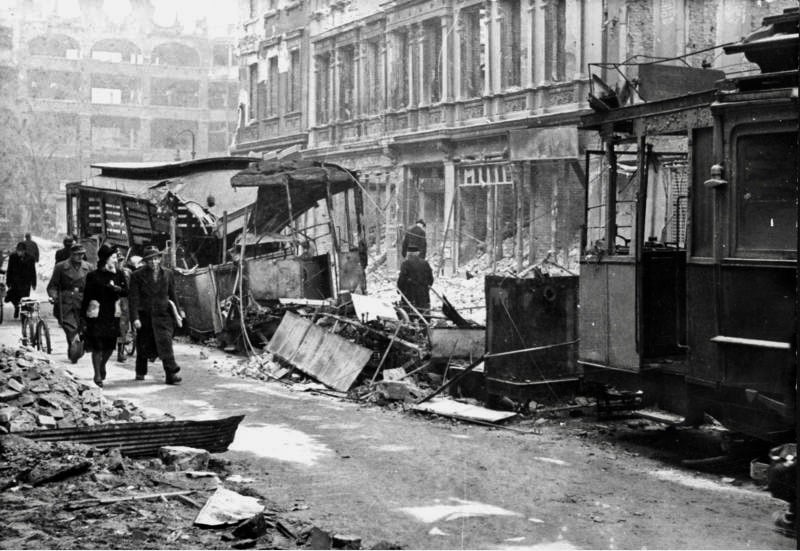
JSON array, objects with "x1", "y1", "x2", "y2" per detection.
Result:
[{"x1": 173, "y1": 129, "x2": 196, "y2": 160}]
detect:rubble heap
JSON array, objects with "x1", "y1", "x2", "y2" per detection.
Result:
[
  {"x1": 0, "y1": 434, "x2": 369, "y2": 550},
  {"x1": 0, "y1": 344, "x2": 154, "y2": 432}
]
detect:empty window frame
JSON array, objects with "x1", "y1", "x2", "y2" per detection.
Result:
[
  {"x1": 544, "y1": 0, "x2": 566, "y2": 81},
  {"x1": 248, "y1": 63, "x2": 258, "y2": 120},
  {"x1": 289, "y1": 49, "x2": 302, "y2": 112},
  {"x1": 315, "y1": 52, "x2": 331, "y2": 123},
  {"x1": 460, "y1": 5, "x2": 486, "y2": 99},
  {"x1": 338, "y1": 45, "x2": 356, "y2": 121},
  {"x1": 390, "y1": 30, "x2": 409, "y2": 109},
  {"x1": 267, "y1": 55, "x2": 279, "y2": 117},
  {"x1": 364, "y1": 39, "x2": 382, "y2": 114},
  {"x1": 422, "y1": 18, "x2": 442, "y2": 103},
  {"x1": 499, "y1": 0, "x2": 521, "y2": 88},
  {"x1": 151, "y1": 78, "x2": 200, "y2": 107}
]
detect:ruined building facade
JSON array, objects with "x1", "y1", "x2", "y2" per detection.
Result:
[
  {"x1": 0, "y1": 0, "x2": 239, "y2": 233},
  {"x1": 232, "y1": 0, "x2": 794, "y2": 272}
]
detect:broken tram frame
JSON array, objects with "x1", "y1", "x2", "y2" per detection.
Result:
[{"x1": 577, "y1": 8, "x2": 798, "y2": 442}]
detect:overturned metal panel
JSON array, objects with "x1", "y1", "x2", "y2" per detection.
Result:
[
  {"x1": 429, "y1": 327, "x2": 485, "y2": 361},
  {"x1": 18, "y1": 415, "x2": 244, "y2": 458},
  {"x1": 412, "y1": 398, "x2": 516, "y2": 424},
  {"x1": 266, "y1": 311, "x2": 372, "y2": 391},
  {"x1": 175, "y1": 267, "x2": 224, "y2": 337},
  {"x1": 246, "y1": 257, "x2": 305, "y2": 300},
  {"x1": 485, "y1": 275, "x2": 579, "y2": 401}
]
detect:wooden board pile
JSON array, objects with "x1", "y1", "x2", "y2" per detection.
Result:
[{"x1": 0, "y1": 344, "x2": 154, "y2": 433}]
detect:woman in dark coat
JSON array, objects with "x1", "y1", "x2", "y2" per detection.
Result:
[
  {"x1": 80, "y1": 244, "x2": 127, "y2": 387},
  {"x1": 5, "y1": 242, "x2": 36, "y2": 319}
]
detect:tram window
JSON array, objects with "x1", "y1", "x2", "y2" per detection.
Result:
[
  {"x1": 584, "y1": 152, "x2": 636, "y2": 256},
  {"x1": 735, "y1": 132, "x2": 797, "y2": 257}
]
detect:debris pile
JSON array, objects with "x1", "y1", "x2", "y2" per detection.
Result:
[
  {"x1": 0, "y1": 435, "x2": 363, "y2": 549},
  {"x1": 0, "y1": 345, "x2": 155, "y2": 432}
]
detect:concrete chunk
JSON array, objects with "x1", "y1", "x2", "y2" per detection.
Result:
[{"x1": 159, "y1": 446, "x2": 210, "y2": 471}]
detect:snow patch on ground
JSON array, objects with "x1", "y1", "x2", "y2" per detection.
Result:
[
  {"x1": 229, "y1": 423, "x2": 332, "y2": 466},
  {"x1": 372, "y1": 444, "x2": 414, "y2": 452},
  {"x1": 398, "y1": 497, "x2": 521, "y2": 523},
  {"x1": 649, "y1": 469, "x2": 765, "y2": 496},
  {"x1": 532, "y1": 456, "x2": 569, "y2": 466},
  {"x1": 216, "y1": 381, "x2": 306, "y2": 401}
]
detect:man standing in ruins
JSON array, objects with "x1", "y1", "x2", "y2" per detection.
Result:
[{"x1": 397, "y1": 244, "x2": 433, "y2": 317}]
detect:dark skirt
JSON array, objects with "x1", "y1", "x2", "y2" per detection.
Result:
[{"x1": 84, "y1": 334, "x2": 117, "y2": 352}]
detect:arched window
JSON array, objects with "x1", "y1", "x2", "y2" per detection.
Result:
[
  {"x1": 91, "y1": 38, "x2": 141, "y2": 63},
  {"x1": 28, "y1": 34, "x2": 80, "y2": 58},
  {"x1": 152, "y1": 42, "x2": 201, "y2": 67}
]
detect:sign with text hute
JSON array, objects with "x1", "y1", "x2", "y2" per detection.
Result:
[{"x1": 509, "y1": 127, "x2": 578, "y2": 161}]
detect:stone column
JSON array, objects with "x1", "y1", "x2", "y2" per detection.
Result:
[
  {"x1": 443, "y1": 160, "x2": 456, "y2": 274},
  {"x1": 440, "y1": 15, "x2": 452, "y2": 102},
  {"x1": 452, "y1": 9, "x2": 463, "y2": 101}
]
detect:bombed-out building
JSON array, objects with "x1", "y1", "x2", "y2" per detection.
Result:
[
  {"x1": 232, "y1": 0, "x2": 795, "y2": 273},
  {"x1": 0, "y1": 0, "x2": 239, "y2": 233}
]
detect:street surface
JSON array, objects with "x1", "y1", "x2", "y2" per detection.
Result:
[{"x1": 0, "y1": 295, "x2": 793, "y2": 550}]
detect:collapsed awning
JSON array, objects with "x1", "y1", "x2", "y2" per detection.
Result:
[{"x1": 230, "y1": 160, "x2": 358, "y2": 234}]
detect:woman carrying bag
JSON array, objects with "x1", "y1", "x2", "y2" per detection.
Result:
[{"x1": 80, "y1": 244, "x2": 127, "y2": 387}]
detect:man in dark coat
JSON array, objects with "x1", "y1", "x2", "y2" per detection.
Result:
[
  {"x1": 401, "y1": 219, "x2": 427, "y2": 259},
  {"x1": 397, "y1": 244, "x2": 433, "y2": 316},
  {"x1": 54, "y1": 236, "x2": 74, "y2": 263},
  {"x1": 47, "y1": 243, "x2": 92, "y2": 357},
  {"x1": 5, "y1": 242, "x2": 36, "y2": 319},
  {"x1": 129, "y1": 245, "x2": 185, "y2": 385},
  {"x1": 23, "y1": 233, "x2": 39, "y2": 263}
]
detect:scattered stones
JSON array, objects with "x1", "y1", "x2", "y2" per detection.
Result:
[{"x1": 0, "y1": 344, "x2": 154, "y2": 432}]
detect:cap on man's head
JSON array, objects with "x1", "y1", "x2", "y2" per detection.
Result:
[
  {"x1": 16, "y1": 241, "x2": 26, "y2": 251},
  {"x1": 70, "y1": 243, "x2": 86, "y2": 254},
  {"x1": 63, "y1": 236, "x2": 74, "y2": 247},
  {"x1": 142, "y1": 245, "x2": 162, "y2": 260},
  {"x1": 416, "y1": 219, "x2": 426, "y2": 227}
]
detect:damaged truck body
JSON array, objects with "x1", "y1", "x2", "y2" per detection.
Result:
[
  {"x1": 67, "y1": 156, "x2": 367, "y2": 340},
  {"x1": 577, "y1": 8, "x2": 797, "y2": 441}
]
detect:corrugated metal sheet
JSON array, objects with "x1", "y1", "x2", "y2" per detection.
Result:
[
  {"x1": 17, "y1": 415, "x2": 244, "y2": 458},
  {"x1": 266, "y1": 311, "x2": 372, "y2": 391}
]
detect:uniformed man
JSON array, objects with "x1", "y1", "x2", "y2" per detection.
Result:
[
  {"x1": 129, "y1": 245, "x2": 185, "y2": 385},
  {"x1": 47, "y1": 243, "x2": 92, "y2": 360},
  {"x1": 397, "y1": 243, "x2": 433, "y2": 315}
]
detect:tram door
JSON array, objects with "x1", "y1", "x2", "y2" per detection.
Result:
[{"x1": 580, "y1": 147, "x2": 690, "y2": 373}]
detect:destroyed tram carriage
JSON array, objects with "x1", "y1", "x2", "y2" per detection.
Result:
[{"x1": 577, "y1": 8, "x2": 798, "y2": 442}]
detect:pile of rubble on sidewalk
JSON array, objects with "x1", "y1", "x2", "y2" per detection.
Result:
[
  {"x1": 0, "y1": 345, "x2": 156, "y2": 432},
  {"x1": 1, "y1": 434, "x2": 377, "y2": 550}
]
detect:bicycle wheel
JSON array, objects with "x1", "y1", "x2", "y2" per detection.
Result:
[
  {"x1": 25, "y1": 318, "x2": 37, "y2": 348},
  {"x1": 36, "y1": 320, "x2": 51, "y2": 354}
]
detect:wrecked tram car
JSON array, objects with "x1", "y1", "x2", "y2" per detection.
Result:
[
  {"x1": 67, "y1": 157, "x2": 367, "y2": 340},
  {"x1": 577, "y1": 8, "x2": 797, "y2": 441}
]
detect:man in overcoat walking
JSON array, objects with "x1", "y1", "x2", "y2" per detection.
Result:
[{"x1": 129, "y1": 245, "x2": 185, "y2": 385}]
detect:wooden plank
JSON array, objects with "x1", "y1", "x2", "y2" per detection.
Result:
[
  {"x1": 267, "y1": 312, "x2": 372, "y2": 392},
  {"x1": 411, "y1": 397, "x2": 517, "y2": 423}
]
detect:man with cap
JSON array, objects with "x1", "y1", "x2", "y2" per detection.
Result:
[
  {"x1": 54, "y1": 236, "x2": 75, "y2": 263},
  {"x1": 402, "y1": 219, "x2": 427, "y2": 259},
  {"x1": 397, "y1": 243, "x2": 433, "y2": 316},
  {"x1": 129, "y1": 245, "x2": 185, "y2": 385},
  {"x1": 47, "y1": 243, "x2": 92, "y2": 358}
]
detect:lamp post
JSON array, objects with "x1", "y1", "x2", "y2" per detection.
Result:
[{"x1": 173, "y1": 129, "x2": 196, "y2": 160}]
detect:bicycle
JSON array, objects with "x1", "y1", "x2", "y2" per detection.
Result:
[{"x1": 19, "y1": 298, "x2": 52, "y2": 354}]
